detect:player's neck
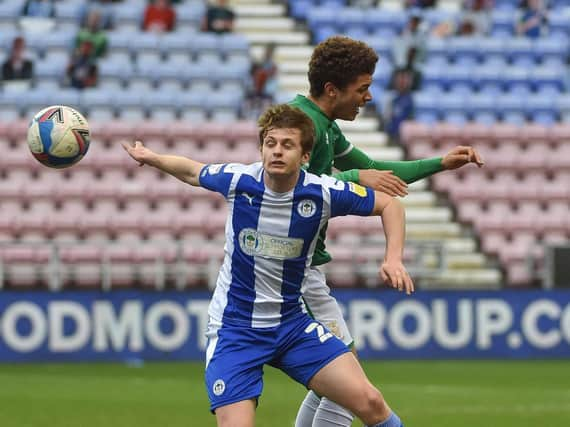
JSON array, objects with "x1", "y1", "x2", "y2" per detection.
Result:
[
  {"x1": 307, "y1": 95, "x2": 335, "y2": 120},
  {"x1": 263, "y1": 170, "x2": 300, "y2": 194}
]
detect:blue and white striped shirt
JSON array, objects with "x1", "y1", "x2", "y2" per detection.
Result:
[{"x1": 199, "y1": 162, "x2": 374, "y2": 328}]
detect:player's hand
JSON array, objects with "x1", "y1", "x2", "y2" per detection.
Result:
[
  {"x1": 441, "y1": 146, "x2": 484, "y2": 170},
  {"x1": 380, "y1": 259, "x2": 415, "y2": 295},
  {"x1": 121, "y1": 140, "x2": 154, "y2": 167},
  {"x1": 358, "y1": 170, "x2": 408, "y2": 197}
]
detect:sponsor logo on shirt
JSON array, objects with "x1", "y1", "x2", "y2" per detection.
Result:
[
  {"x1": 238, "y1": 228, "x2": 303, "y2": 260},
  {"x1": 297, "y1": 199, "x2": 316, "y2": 218},
  {"x1": 348, "y1": 182, "x2": 367, "y2": 197}
]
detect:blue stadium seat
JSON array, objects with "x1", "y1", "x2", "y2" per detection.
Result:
[
  {"x1": 530, "y1": 66, "x2": 566, "y2": 92},
  {"x1": 420, "y1": 63, "x2": 445, "y2": 91},
  {"x1": 372, "y1": 61, "x2": 392, "y2": 89},
  {"x1": 446, "y1": 64, "x2": 475, "y2": 91},
  {"x1": 289, "y1": 0, "x2": 312, "y2": 20},
  {"x1": 313, "y1": 26, "x2": 337, "y2": 44},
  {"x1": 307, "y1": 8, "x2": 337, "y2": 30},
  {"x1": 215, "y1": 57, "x2": 251, "y2": 84},
  {"x1": 159, "y1": 31, "x2": 198, "y2": 55},
  {"x1": 364, "y1": 35, "x2": 393, "y2": 63},
  {"x1": 177, "y1": 91, "x2": 207, "y2": 113},
  {"x1": 443, "y1": 111, "x2": 468, "y2": 125},
  {"x1": 129, "y1": 32, "x2": 160, "y2": 54},
  {"x1": 110, "y1": 2, "x2": 145, "y2": 29},
  {"x1": 504, "y1": 37, "x2": 534, "y2": 63},
  {"x1": 449, "y1": 37, "x2": 480, "y2": 64},
  {"x1": 54, "y1": 0, "x2": 86, "y2": 23},
  {"x1": 502, "y1": 67, "x2": 530, "y2": 92},
  {"x1": 491, "y1": 10, "x2": 514, "y2": 36},
  {"x1": 533, "y1": 36, "x2": 569, "y2": 63},
  {"x1": 467, "y1": 93, "x2": 496, "y2": 117},
  {"x1": 526, "y1": 93, "x2": 557, "y2": 121},
  {"x1": 219, "y1": 34, "x2": 249, "y2": 57},
  {"x1": 338, "y1": 8, "x2": 365, "y2": 31},
  {"x1": 365, "y1": 9, "x2": 406, "y2": 34},
  {"x1": 497, "y1": 93, "x2": 526, "y2": 117},
  {"x1": 0, "y1": 1, "x2": 25, "y2": 21},
  {"x1": 415, "y1": 111, "x2": 438, "y2": 125},
  {"x1": 413, "y1": 91, "x2": 439, "y2": 117},
  {"x1": 425, "y1": 37, "x2": 448, "y2": 60},
  {"x1": 439, "y1": 92, "x2": 466, "y2": 115},
  {"x1": 344, "y1": 26, "x2": 369, "y2": 41},
  {"x1": 501, "y1": 112, "x2": 526, "y2": 126},
  {"x1": 549, "y1": 11, "x2": 570, "y2": 37},
  {"x1": 176, "y1": 2, "x2": 206, "y2": 27},
  {"x1": 472, "y1": 112, "x2": 497, "y2": 125},
  {"x1": 477, "y1": 38, "x2": 506, "y2": 64},
  {"x1": 80, "y1": 88, "x2": 116, "y2": 113},
  {"x1": 189, "y1": 33, "x2": 219, "y2": 56},
  {"x1": 108, "y1": 30, "x2": 139, "y2": 53}
]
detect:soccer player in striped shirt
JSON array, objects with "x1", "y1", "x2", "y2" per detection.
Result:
[
  {"x1": 122, "y1": 104, "x2": 412, "y2": 427},
  {"x1": 290, "y1": 36, "x2": 484, "y2": 427}
]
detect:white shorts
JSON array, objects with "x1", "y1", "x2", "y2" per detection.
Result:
[{"x1": 301, "y1": 267, "x2": 353, "y2": 346}]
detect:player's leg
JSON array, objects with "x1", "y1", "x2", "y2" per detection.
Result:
[
  {"x1": 308, "y1": 352, "x2": 402, "y2": 427},
  {"x1": 204, "y1": 324, "x2": 269, "y2": 427},
  {"x1": 215, "y1": 399, "x2": 256, "y2": 427},
  {"x1": 295, "y1": 267, "x2": 355, "y2": 427}
]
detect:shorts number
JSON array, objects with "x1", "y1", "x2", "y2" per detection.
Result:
[{"x1": 304, "y1": 322, "x2": 333, "y2": 343}]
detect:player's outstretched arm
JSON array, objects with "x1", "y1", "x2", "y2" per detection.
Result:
[
  {"x1": 371, "y1": 192, "x2": 414, "y2": 295},
  {"x1": 122, "y1": 140, "x2": 205, "y2": 186},
  {"x1": 334, "y1": 145, "x2": 484, "y2": 189}
]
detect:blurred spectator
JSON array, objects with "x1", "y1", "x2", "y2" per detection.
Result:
[
  {"x1": 2, "y1": 36, "x2": 34, "y2": 81},
  {"x1": 459, "y1": 0, "x2": 491, "y2": 35},
  {"x1": 76, "y1": 10, "x2": 108, "y2": 59},
  {"x1": 393, "y1": 12, "x2": 427, "y2": 68},
  {"x1": 202, "y1": 0, "x2": 235, "y2": 34},
  {"x1": 251, "y1": 44, "x2": 278, "y2": 101},
  {"x1": 143, "y1": 0, "x2": 176, "y2": 32},
  {"x1": 389, "y1": 47, "x2": 422, "y2": 91},
  {"x1": 384, "y1": 70, "x2": 414, "y2": 143},
  {"x1": 66, "y1": 41, "x2": 98, "y2": 89},
  {"x1": 405, "y1": 0, "x2": 437, "y2": 8},
  {"x1": 244, "y1": 45, "x2": 277, "y2": 120},
  {"x1": 517, "y1": 0, "x2": 548, "y2": 38},
  {"x1": 21, "y1": 0, "x2": 55, "y2": 17}
]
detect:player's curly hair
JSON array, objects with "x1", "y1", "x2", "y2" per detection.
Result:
[
  {"x1": 308, "y1": 36, "x2": 378, "y2": 97},
  {"x1": 258, "y1": 104, "x2": 315, "y2": 154}
]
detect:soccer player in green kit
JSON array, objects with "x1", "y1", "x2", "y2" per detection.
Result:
[{"x1": 291, "y1": 36, "x2": 484, "y2": 427}]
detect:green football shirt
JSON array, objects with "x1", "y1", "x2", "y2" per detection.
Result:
[{"x1": 290, "y1": 94, "x2": 444, "y2": 266}]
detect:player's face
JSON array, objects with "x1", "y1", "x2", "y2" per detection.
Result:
[
  {"x1": 331, "y1": 74, "x2": 373, "y2": 121},
  {"x1": 261, "y1": 128, "x2": 310, "y2": 178}
]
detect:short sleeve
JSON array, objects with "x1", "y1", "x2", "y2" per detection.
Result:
[
  {"x1": 323, "y1": 176, "x2": 375, "y2": 218},
  {"x1": 199, "y1": 163, "x2": 235, "y2": 198}
]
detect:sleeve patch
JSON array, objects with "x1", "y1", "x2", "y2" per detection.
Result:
[{"x1": 348, "y1": 182, "x2": 367, "y2": 197}]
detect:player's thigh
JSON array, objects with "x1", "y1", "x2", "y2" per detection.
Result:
[
  {"x1": 302, "y1": 267, "x2": 353, "y2": 345},
  {"x1": 275, "y1": 316, "x2": 350, "y2": 388},
  {"x1": 308, "y1": 352, "x2": 387, "y2": 417},
  {"x1": 215, "y1": 399, "x2": 256, "y2": 427},
  {"x1": 205, "y1": 325, "x2": 268, "y2": 413}
]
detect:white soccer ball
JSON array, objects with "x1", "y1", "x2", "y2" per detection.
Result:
[{"x1": 27, "y1": 105, "x2": 90, "y2": 169}]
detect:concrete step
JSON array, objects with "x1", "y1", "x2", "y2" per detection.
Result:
[
  {"x1": 236, "y1": 17, "x2": 296, "y2": 31},
  {"x1": 245, "y1": 32, "x2": 309, "y2": 45},
  {"x1": 234, "y1": 4, "x2": 286, "y2": 16}
]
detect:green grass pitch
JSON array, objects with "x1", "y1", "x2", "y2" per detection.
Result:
[{"x1": 0, "y1": 361, "x2": 568, "y2": 427}]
